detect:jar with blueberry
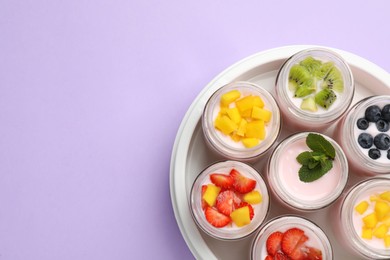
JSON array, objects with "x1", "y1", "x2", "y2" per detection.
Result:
[{"x1": 335, "y1": 95, "x2": 390, "y2": 176}]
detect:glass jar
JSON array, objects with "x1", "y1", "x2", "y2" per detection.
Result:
[
  {"x1": 275, "y1": 48, "x2": 354, "y2": 132},
  {"x1": 189, "y1": 160, "x2": 269, "y2": 240},
  {"x1": 335, "y1": 95, "x2": 390, "y2": 176},
  {"x1": 251, "y1": 215, "x2": 333, "y2": 259},
  {"x1": 336, "y1": 178, "x2": 390, "y2": 259},
  {"x1": 202, "y1": 81, "x2": 281, "y2": 161},
  {"x1": 266, "y1": 132, "x2": 348, "y2": 211}
]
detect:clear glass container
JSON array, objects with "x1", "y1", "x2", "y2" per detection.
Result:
[
  {"x1": 202, "y1": 81, "x2": 281, "y2": 161},
  {"x1": 266, "y1": 132, "x2": 348, "y2": 211},
  {"x1": 189, "y1": 160, "x2": 269, "y2": 240},
  {"x1": 251, "y1": 215, "x2": 333, "y2": 260},
  {"x1": 275, "y1": 48, "x2": 354, "y2": 132},
  {"x1": 335, "y1": 95, "x2": 390, "y2": 176},
  {"x1": 336, "y1": 178, "x2": 390, "y2": 259}
]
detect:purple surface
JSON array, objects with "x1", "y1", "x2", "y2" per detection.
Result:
[{"x1": 1, "y1": 1, "x2": 390, "y2": 259}]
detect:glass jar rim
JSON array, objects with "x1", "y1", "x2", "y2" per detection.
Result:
[
  {"x1": 202, "y1": 81, "x2": 281, "y2": 160},
  {"x1": 189, "y1": 160, "x2": 270, "y2": 240},
  {"x1": 275, "y1": 47, "x2": 354, "y2": 124},
  {"x1": 251, "y1": 214, "x2": 333, "y2": 260},
  {"x1": 343, "y1": 95, "x2": 390, "y2": 174},
  {"x1": 267, "y1": 132, "x2": 349, "y2": 210},
  {"x1": 340, "y1": 178, "x2": 390, "y2": 258}
]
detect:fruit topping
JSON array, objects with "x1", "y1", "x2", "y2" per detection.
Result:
[
  {"x1": 365, "y1": 105, "x2": 382, "y2": 122},
  {"x1": 230, "y1": 205, "x2": 251, "y2": 227},
  {"x1": 230, "y1": 169, "x2": 257, "y2": 193},
  {"x1": 376, "y1": 119, "x2": 390, "y2": 132},
  {"x1": 358, "y1": 133, "x2": 373, "y2": 149},
  {"x1": 382, "y1": 104, "x2": 390, "y2": 121},
  {"x1": 266, "y1": 231, "x2": 284, "y2": 256},
  {"x1": 264, "y1": 227, "x2": 322, "y2": 260},
  {"x1": 374, "y1": 133, "x2": 390, "y2": 150},
  {"x1": 214, "y1": 89, "x2": 272, "y2": 148},
  {"x1": 202, "y1": 184, "x2": 221, "y2": 207},
  {"x1": 204, "y1": 207, "x2": 231, "y2": 228},
  {"x1": 314, "y1": 88, "x2": 336, "y2": 110},
  {"x1": 288, "y1": 56, "x2": 344, "y2": 112},
  {"x1": 243, "y1": 190, "x2": 262, "y2": 204},
  {"x1": 355, "y1": 190, "x2": 390, "y2": 247},
  {"x1": 357, "y1": 118, "x2": 369, "y2": 130},
  {"x1": 368, "y1": 148, "x2": 381, "y2": 160},
  {"x1": 210, "y1": 173, "x2": 233, "y2": 189},
  {"x1": 200, "y1": 168, "x2": 262, "y2": 229},
  {"x1": 216, "y1": 190, "x2": 241, "y2": 216}
]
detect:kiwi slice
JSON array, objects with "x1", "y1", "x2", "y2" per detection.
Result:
[
  {"x1": 316, "y1": 61, "x2": 334, "y2": 79},
  {"x1": 321, "y1": 66, "x2": 344, "y2": 93},
  {"x1": 300, "y1": 96, "x2": 318, "y2": 112},
  {"x1": 288, "y1": 65, "x2": 311, "y2": 91},
  {"x1": 289, "y1": 65, "x2": 316, "y2": 97},
  {"x1": 300, "y1": 57, "x2": 322, "y2": 75},
  {"x1": 315, "y1": 88, "x2": 337, "y2": 109}
]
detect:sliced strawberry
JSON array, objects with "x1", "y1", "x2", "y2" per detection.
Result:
[
  {"x1": 288, "y1": 233, "x2": 308, "y2": 260},
  {"x1": 201, "y1": 185, "x2": 208, "y2": 210},
  {"x1": 265, "y1": 255, "x2": 274, "y2": 260},
  {"x1": 204, "y1": 207, "x2": 231, "y2": 227},
  {"x1": 216, "y1": 190, "x2": 241, "y2": 216},
  {"x1": 305, "y1": 246, "x2": 322, "y2": 260},
  {"x1": 229, "y1": 169, "x2": 257, "y2": 193},
  {"x1": 266, "y1": 231, "x2": 284, "y2": 256},
  {"x1": 210, "y1": 173, "x2": 233, "y2": 189},
  {"x1": 281, "y1": 228, "x2": 306, "y2": 257},
  {"x1": 274, "y1": 252, "x2": 290, "y2": 260},
  {"x1": 239, "y1": 202, "x2": 254, "y2": 220}
]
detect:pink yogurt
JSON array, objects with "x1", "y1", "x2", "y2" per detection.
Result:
[{"x1": 267, "y1": 132, "x2": 348, "y2": 211}]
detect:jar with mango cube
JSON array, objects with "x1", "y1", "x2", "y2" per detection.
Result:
[
  {"x1": 202, "y1": 81, "x2": 281, "y2": 161},
  {"x1": 337, "y1": 178, "x2": 390, "y2": 259}
]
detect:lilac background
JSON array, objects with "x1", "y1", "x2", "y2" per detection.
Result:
[{"x1": 1, "y1": 1, "x2": 390, "y2": 259}]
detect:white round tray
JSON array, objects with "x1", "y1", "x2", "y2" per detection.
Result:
[{"x1": 170, "y1": 45, "x2": 390, "y2": 260}]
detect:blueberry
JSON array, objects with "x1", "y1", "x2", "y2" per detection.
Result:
[
  {"x1": 365, "y1": 105, "x2": 382, "y2": 122},
  {"x1": 358, "y1": 133, "x2": 373, "y2": 148},
  {"x1": 368, "y1": 148, "x2": 381, "y2": 160},
  {"x1": 357, "y1": 118, "x2": 369, "y2": 130},
  {"x1": 388, "y1": 150, "x2": 390, "y2": 160},
  {"x1": 376, "y1": 119, "x2": 390, "y2": 132},
  {"x1": 381, "y1": 104, "x2": 390, "y2": 121},
  {"x1": 374, "y1": 133, "x2": 390, "y2": 150}
]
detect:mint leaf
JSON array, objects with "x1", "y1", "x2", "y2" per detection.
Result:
[
  {"x1": 306, "y1": 133, "x2": 335, "y2": 159},
  {"x1": 296, "y1": 151, "x2": 312, "y2": 165},
  {"x1": 299, "y1": 159, "x2": 333, "y2": 182},
  {"x1": 308, "y1": 160, "x2": 319, "y2": 169}
]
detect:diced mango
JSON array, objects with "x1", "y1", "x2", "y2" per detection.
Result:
[
  {"x1": 245, "y1": 120, "x2": 265, "y2": 139},
  {"x1": 243, "y1": 191, "x2": 262, "y2": 204},
  {"x1": 373, "y1": 224, "x2": 388, "y2": 239},
  {"x1": 236, "y1": 95, "x2": 256, "y2": 113},
  {"x1": 236, "y1": 119, "x2": 247, "y2": 137},
  {"x1": 380, "y1": 191, "x2": 390, "y2": 202},
  {"x1": 218, "y1": 106, "x2": 228, "y2": 116},
  {"x1": 385, "y1": 235, "x2": 390, "y2": 248},
  {"x1": 226, "y1": 107, "x2": 242, "y2": 124},
  {"x1": 251, "y1": 106, "x2": 272, "y2": 122},
  {"x1": 375, "y1": 201, "x2": 390, "y2": 220},
  {"x1": 242, "y1": 138, "x2": 259, "y2": 148},
  {"x1": 370, "y1": 195, "x2": 381, "y2": 202},
  {"x1": 361, "y1": 227, "x2": 373, "y2": 240},
  {"x1": 202, "y1": 184, "x2": 221, "y2": 207},
  {"x1": 221, "y1": 90, "x2": 241, "y2": 106},
  {"x1": 230, "y1": 132, "x2": 242, "y2": 142},
  {"x1": 355, "y1": 201, "x2": 369, "y2": 215},
  {"x1": 230, "y1": 206, "x2": 251, "y2": 227},
  {"x1": 382, "y1": 215, "x2": 390, "y2": 226},
  {"x1": 363, "y1": 213, "x2": 378, "y2": 229},
  {"x1": 253, "y1": 96, "x2": 264, "y2": 108},
  {"x1": 214, "y1": 115, "x2": 238, "y2": 135},
  {"x1": 240, "y1": 109, "x2": 252, "y2": 118}
]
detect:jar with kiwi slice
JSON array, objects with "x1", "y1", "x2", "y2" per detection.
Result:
[{"x1": 275, "y1": 48, "x2": 355, "y2": 132}]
